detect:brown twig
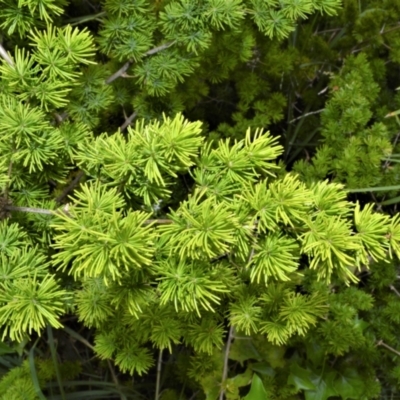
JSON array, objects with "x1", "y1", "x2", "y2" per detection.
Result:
[
  {"x1": 56, "y1": 171, "x2": 85, "y2": 204},
  {"x1": 377, "y1": 340, "x2": 400, "y2": 357},
  {"x1": 120, "y1": 111, "x2": 138, "y2": 132},
  {"x1": 390, "y1": 285, "x2": 400, "y2": 298},
  {"x1": 0, "y1": 43, "x2": 14, "y2": 66},
  {"x1": 105, "y1": 41, "x2": 175, "y2": 85},
  {"x1": 105, "y1": 60, "x2": 132, "y2": 85}
]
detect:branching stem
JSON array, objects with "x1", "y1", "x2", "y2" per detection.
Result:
[
  {"x1": 289, "y1": 109, "x2": 324, "y2": 124},
  {"x1": 105, "y1": 41, "x2": 175, "y2": 84},
  {"x1": 377, "y1": 340, "x2": 400, "y2": 357},
  {"x1": 56, "y1": 171, "x2": 85, "y2": 204},
  {"x1": 120, "y1": 111, "x2": 138, "y2": 132}
]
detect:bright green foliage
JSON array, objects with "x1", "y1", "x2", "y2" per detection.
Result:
[{"x1": 4, "y1": 118, "x2": 399, "y2": 392}]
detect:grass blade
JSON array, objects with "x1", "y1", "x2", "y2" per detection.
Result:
[
  {"x1": 47, "y1": 325, "x2": 66, "y2": 400},
  {"x1": 29, "y1": 338, "x2": 47, "y2": 400}
]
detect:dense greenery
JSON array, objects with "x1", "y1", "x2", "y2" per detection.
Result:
[{"x1": 1, "y1": 0, "x2": 400, "y2": 399}]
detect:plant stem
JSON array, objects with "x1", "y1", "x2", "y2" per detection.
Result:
[
  {"x1": 219, "y1": 325, "x2": 234, "y2": 400},
  {"x1": 107, "y1": 360, "x2": 125, "y2": 400},
  {"x1": 47, "y1": 325, "x2": 67, "y2": 400},
  {"x1": 105, "y1": 41, "x2": 175, "y2": 84},
  {"x1": 64, "y1": 11, "x2": 106, "y2": 25},
  {"x1": 120, "y1": 111, "x2": 138, "y2": 131},
  {"x1": 155, "y1": 349, "x2": 163, "y2": 400},
  {"x1": 390, "y1": 285, "x2": 400, "y2": 297},
  {"x1": 4, "y1": 205, "x2": 176, "y2": 225},
  {"x1": 56, "y1": 171, "x2": 85, "y2": 203},
  {"x1": 5, "y1": 205, "x2": 58, "y2": 215},
  {"x1": 377, "y1": 340, "x2": 400, "y2": 357},
  {"x1": 106, "y1": 60, "x2": 132, "y2": 84},
  {"x1": 289, "y1": 109, "x2": 324, "y2": 124},
  {"x1": 0, "y1": 43, "x2": 14, "y2": 66},
  {"x1": 63, "y1": 326, "x2": 95, "y2": 351}
]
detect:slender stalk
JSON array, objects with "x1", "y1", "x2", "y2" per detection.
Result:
[
  {"x1": 120, "y1": 111, "x2": 138, "y2": 131},
  {"x1": 155, "y1": 349, "x2": 163, "y2": 400},
  {"x1": 144, "y1": 219, "x2": 174, "y2": 225},
  {"x1": 63, "y1": 326, "x2": 95, "y2": 351},
  {"x1": 106, "y1": 60, "x2": 132, "y2": 84},
  {"x1": 390, "y1": 285, "x2": 400, "y2": 298},
  {"x1": 56, "y1": 171, "x2": 85, "y2": 204},
  {"x1": 219, "y1": 326, "x2": 234, "y2": 400},
  {"x1": 64, "y1": 11, "x2": 106, "y2": 26},
  {"x1": 145, "y1": 41, "x2": 175, "y2": 56},
  {"x1": 47, "y1": 325, "x2": 66, "y2": 400},
  {"x1": 5, "y1": 205, "x2": 58, "y2": 215},
  {"x1": 289, "y1": 109, "x2": 324, "y2": 124},
  {"x1": 0, "y1": 43, "x2": 14, "y2": 66},
  {"x1": 4, "y1": 205, "x2": 175, "y2": 225},
  {"x1": 377, "y1": 340, "x2": 400, "y2": 357},
  {"x1": 107, "y1": 360, "x2": 125, "y2": 400},
  {"x1": 105, "y1": 41, "x2": 175, "y2": 84}
]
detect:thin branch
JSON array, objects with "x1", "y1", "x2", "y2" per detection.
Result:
[
  {"x1": 5, "y1": 205, "x2": 61, "y2": 215},
  {"x1": 314, "y1": 27, "x2": 343, "y2": 35},
  {"x1": 155, "y1": 349, "x2": 163, "y2": 400},
  {"x1": 377, "y1": 340, "x2": 400, "y2": 357},
  {"x1": 63, "y1": 326, "x2": 95, "y2": 351},
  {"x1": 105, "y1": 41, "x2": 175, "y2": 85},
  {"x1": 0, "y1": 43, "x2": 14, "y2": 66},
  {"x1": 4, "y1": 205, "x2": 175, "y2": 225},
  {"x1": 189, "y1": 392, "x2": 200, "y2": 400},
  {"x1": 56, "y1": 171, "x2": 85, "y2": 204},
  {"x1": 289, "y1": 109, "x2": 324, "y2": 124},
  {"x1": 145, "y1": 41, "x2": 175, "y2": 56},
  {"x1": 219, "y1": 325, "x2": 234, "y2": 400},
  {"x1": 54, "y1": 111, "x2": 69, "y2": 124},
  {"x1": 390, "y1": 285, "x2": 400, "y2": 298},
  {"x1": 107, "y1": 360, "x2": 125, "y2": 400},
  {"x1": 144, "y1": 219, "x2": 174, "y2": 225},
  {"x1": 106, "y1": 60, "x2": 132, "y2": 85},
  {"x1": 120, "y1": 111, "x2": 137, "y2": 132},
  {"x1": 64, "y1": 11, "x2": 106, "y2": 26}
]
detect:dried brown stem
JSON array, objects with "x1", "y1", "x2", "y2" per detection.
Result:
[
  {"x1": 105, "y1": 41, "x2": 175, "y2": 85},
  {"x1": 120, "y1": 111, "x2": 138, "y2": 132},
  {"x1": 377, "y1": 340, "x2": 400, "y2": 357},
  {"x1": 56, "y1": 171, "x2": 85, "y2": 204}
]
